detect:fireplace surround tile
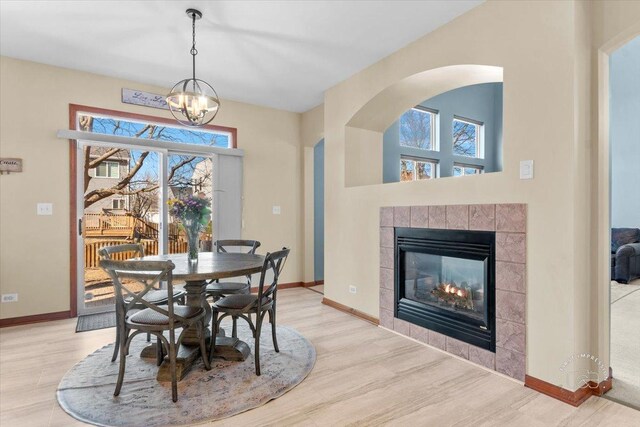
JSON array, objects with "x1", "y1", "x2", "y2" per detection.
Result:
[
  {"x1": 380, "y1": 267, "x2": 394, "y2": 290},
  {"x1": 380, "y1": 247, "x2": 394, "y2": 269},
  {"x1": 380, "y1": 227, "x2": 394, "y2": 248},
  {"x1": 410, "y1": 206, "x2": 429, "y2": 228},
  {"x1": 428, "y1": 330, "x2": 447, "y2": 350},
  {"x1": 394, "y1": 318, "x2": 412, "y2": 336},
  {"x1": 469, "y1": 204, "x2": 496, "y2": 231},
  {"x1": 446, "y1": 205, "x2": 469, "y2": 230},
  {"x1": 496, "y1": 290, "x2": 526, "y2": 324},
  {"x1": 496, "y1": 204, "x2": 526, "y2": 233},
  {"x1": 394, "y1": 206, "x2": 411, "y2": 227},
  {"x1": 469, "y1": 347, "x2": 496, "y2": 370},
  {"x1": 496, "y1": 232, "x2": 526, "y2": 264},
  {"x1": 446, "y1": 337, "x2": 470, "y2": 359},
  {"x1": 496, "y1": 347, "x2": 525, "y2": 381},
  {"x1": 496, "y1": 319, "x2": 526, "y2": 354},
  {"x1": 429, "y1": 206, "x2": 446, "y2": 229},
  {"x1": 379, "y1": 308, "x2": 394, "y2": 329},
  {"x1": 410, "y1": 324, "x2": 429, "y2": 344},
  {"x1": 380, "y1": 207, "x2": 394, "y2": 227},
  {"x1": 496, "y1": 261, "x2": 526, "y2": 294},
  {"x1": 379, "y1": 287, "x2": 394, "y2": 311},
  {"x1": 380, "y1": 203, "x2": 526, "y2": 382}
]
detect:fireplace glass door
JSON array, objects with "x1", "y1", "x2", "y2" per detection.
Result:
[{"x1": 404, "y1": 253, "x2": 486, "y2": 322}]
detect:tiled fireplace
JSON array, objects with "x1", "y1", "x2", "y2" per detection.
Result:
[{"x1": 380, "y1": 204, "x2": 526, "y2": 381}]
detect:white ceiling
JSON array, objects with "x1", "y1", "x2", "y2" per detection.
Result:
[{"x1": 0, "y1": 0, "x2": 482, "y2": 113}]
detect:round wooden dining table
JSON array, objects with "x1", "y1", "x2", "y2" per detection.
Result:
[{"x1": 140, "y1": 251, "x2": 265, "y2": 381}]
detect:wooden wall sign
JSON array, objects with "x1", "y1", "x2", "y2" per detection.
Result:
[
  {"x1": 121, "y1": 88, "x2": 169, "y2": 110},
  {"x1": 0, "y1": 158, "x2": 22, "y2": 174}
]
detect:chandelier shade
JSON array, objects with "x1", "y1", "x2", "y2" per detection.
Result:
[{"x1": 166, "y1": 9, "x2": 220, "y2": 127}]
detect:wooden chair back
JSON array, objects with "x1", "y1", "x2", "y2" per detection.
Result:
[
  {"x1": 214, "y1": 240, "x2": 260, "y2": 254},
  {"x1": 256, "y1": 248, "x2": 290, "y2": 306},
  {"x1": 98, "y1": 243, "x2": 145, "y2": 261},
  {"x1": 99, "y1": 259, "x2": 186, "y2": 328}
]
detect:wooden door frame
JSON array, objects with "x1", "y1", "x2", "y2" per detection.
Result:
[{"x1": 68, "y1": 104, "x2": 237, "y2": 317}]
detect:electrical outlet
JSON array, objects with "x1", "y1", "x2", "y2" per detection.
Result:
[
  {"x1": 349, "y1": 285, "x2": 357, "y2": 294},
  {"x1": 1, "y1": 293, "x2": 18, "y2": 303},
  {"x1": 272, "y1": 206, "x2": 281, "y2": 215},
  {"x1": 37, "y1": 203, "x2": 53, "y2": 215}
]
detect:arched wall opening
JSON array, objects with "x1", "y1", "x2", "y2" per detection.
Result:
[{"x1": 343, "y1": 65, "x2": 503, "y2": 188}]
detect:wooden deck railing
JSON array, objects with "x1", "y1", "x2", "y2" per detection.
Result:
[
  {"x1": 84, "y1": 213, "x2": 181, "y2": 239},
  {"x1": 84, "y1": 239, "x2": 189, "y2": 268}
]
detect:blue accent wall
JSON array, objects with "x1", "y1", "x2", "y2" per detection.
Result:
[
  {"x1": 383, "y1": 83, "x2": 503, "y2": 182},
  {"x1": 610, "y1": 36, "x2": 640, "y2": 228},
  {"x1": 314, "y1": 139, "x2": 325, "y2": 281}
]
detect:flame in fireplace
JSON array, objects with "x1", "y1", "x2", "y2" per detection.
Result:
[{"x1": 432, "y1": 282, "x2": 474, "y2": 310}]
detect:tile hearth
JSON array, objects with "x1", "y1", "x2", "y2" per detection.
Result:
[{"x1": 379, "y1": 203, "x2": 527, "y2": 381}]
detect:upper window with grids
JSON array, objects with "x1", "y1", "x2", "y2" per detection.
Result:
[
  {"x1": 452, "y1": 116, "x2": 483, "y2": 158},
  {"x1": 399, "y1": 107, "x2": 438, "y2": 151}
]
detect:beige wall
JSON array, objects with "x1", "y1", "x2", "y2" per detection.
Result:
[
  {"x1": 0, "y1": 57, "x2": 303, "y2": 319},
  {"x1": 321, "y1": 0, "x2": 640, "y2": 391}
]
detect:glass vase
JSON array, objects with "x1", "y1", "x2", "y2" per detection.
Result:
[{"x1": 184, "y1": 221, "x2": 202, "y2": 263}]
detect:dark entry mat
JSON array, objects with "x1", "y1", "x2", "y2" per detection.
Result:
[{"x1": 75, "y1": 312, "x2": 116, "y2": 332}]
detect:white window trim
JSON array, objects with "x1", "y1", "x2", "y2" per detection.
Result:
[
  {"x1": 453, "y1": 162, "x2": 484, "y2": 176},
  {"x1": 399, "y1": 106, "x2": 439, "y2": 152},
  {"x1": 400, "y1": 156, "x2": 439, "y2": 181},
  {"x1": 453, "y1": 116, "x2": 484, "y2": 159}
]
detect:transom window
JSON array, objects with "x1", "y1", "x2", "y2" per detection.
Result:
[
  {"x1": 400, "y1": 157, "x2": 438, "y2": 182},
  {"x1": 453, "y1": 163, "x2": 484, "y2": 177},
  {"x1": 78, "y1": 114, "x2": 231, "y2": 148},
  {"x1": 453, "y1": 116, "x2": 483, "y2": 158},
  {"x1": 400, "y1": 107, "x2": 438, "y2": 151},
  {"x1": 95, "y1": 161, "x2": 120, "y2": 178}
]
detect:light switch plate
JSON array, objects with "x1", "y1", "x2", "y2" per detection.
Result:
[
  {"x1": 520, "y1": 160, "x2": 534, "y2": 180},
  {"x1": 272, "y1": 206, "x2": 281, "y2": 215},
  {"x1": 1, "y1": 293, "x2": 18, "y2": 303},
  {"x1": 37, "y1": 203, "x2": 53, "y2": 215}
]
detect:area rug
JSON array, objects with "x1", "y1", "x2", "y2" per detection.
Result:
[
  {"x1": 76, "y1": 311, "x2": 117, "y2": 332},
  {"x1": 57, "y1": 324, "x2": 316, "y2": 426}
]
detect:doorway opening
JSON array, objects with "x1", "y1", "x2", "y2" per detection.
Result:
[
  {"x1": 606, "y1": 35, "x2": 640, "y2": 410},
  {"x1": 311, "y1": 139, "x2": 325, "y2": 295}
]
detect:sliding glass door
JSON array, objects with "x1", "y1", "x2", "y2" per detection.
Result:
[
  {"x1": 76, "y1": 143, "x2": 216, "y2": 315},
  {"x1": 70, "y1": 108, "x2": 238, "y2": 316}
]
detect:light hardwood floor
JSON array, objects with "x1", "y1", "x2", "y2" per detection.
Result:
[{"x1": 1, "y1": 288, "x2": 638, "y2": 426}]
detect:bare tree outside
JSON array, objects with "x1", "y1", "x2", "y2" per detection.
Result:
[
  {"x1": 452, "y1": 119, "x2": 479, "y2": 157},
  {"x1": 400, "y1": 108, "x2": 433, "y2": 150},
  {"x1": 80, "y1": 116, "x2": 223, "y2": 210}
]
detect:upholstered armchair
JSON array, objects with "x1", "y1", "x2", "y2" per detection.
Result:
[{"x1": 611, "y1": 228, "x2": 640, "y2": 284}]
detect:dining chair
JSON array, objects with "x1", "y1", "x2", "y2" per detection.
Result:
[
  {"x1": 98, "y1": 244, "x2": 186, "y2": 363},
  {"x1": 206, "y1": 239, "x2": 261, "y2": 337},
  {"x1": 210, "y1": 247, "x2": 290, "y2": 376},
  {"x1": 100, "y1": 258, "x2": 211, "y2": 402}
]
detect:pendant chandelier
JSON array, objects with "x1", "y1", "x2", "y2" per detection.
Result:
[{"x1": 166, "y1": 9, "x2": 220, "y2": 127}]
